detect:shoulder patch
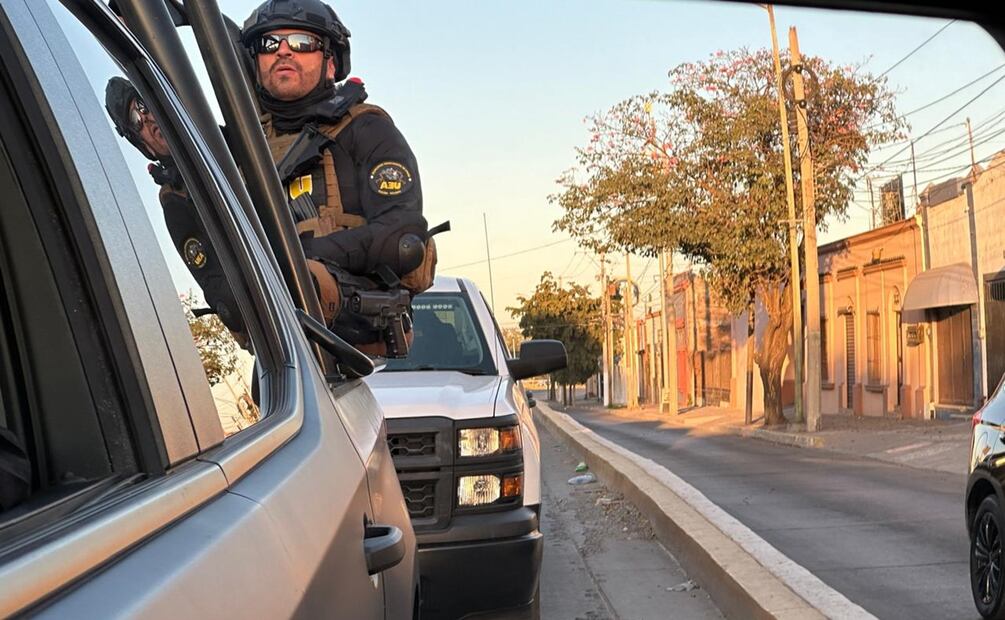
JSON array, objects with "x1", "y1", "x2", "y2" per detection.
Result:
[
  {"x1": 183, "y1": 237, "x2": 208, "y2": 270},
  {"x1": 369, "y1": 161, "x2": 413, "y2": 196}
]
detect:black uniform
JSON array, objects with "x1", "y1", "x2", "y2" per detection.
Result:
[
  {"x1": 271, "y1": 99, "x2": 426, "y2": 277},
  {"x1": 154, "y1": 167, "x2": 245, "y2": 335}
]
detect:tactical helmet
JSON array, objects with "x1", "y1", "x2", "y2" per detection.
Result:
[
  {"x1": 104, "y1": 77, "x2": 157, "y2": 161},
  {"x1": 242, "y1": 0, "x2": 351, "y2": 82}
]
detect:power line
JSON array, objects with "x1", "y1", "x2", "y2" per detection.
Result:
[
  {"x1": 866, "y1": 64, "x2": 1005, "y2": 133},
  {"x1": 441, "y1": 237, "x2": 575, "y2": 270},
  {"x1": 854, "y1": 72, "x2": 1005, "y2": 184},
  {"x1": 876, "y1": 20, "x2": 956, "y2": 79}
]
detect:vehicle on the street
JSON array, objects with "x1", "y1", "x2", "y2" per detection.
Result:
[
  {"x1": 968, "y1": 395, "x2": 1005, "y2": 619},
  {"x1": 0, "y1": 0, "x2": 417, "y2": 617},
  {"x1": 366, "y1": 275, "x2": 567, "y2": 619}
]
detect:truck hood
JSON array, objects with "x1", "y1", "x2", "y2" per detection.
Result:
[{"x1": 364, "y1": 371, "x2": 502, "y2": 420}]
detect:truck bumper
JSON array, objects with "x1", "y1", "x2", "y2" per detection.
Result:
[{"x1": 416, "y1": 507, "x2": 543, "y2": 619}]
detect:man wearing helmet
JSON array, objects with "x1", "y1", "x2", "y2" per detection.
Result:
[
  {"x1": 243, "y1": 0, "x2": 438, "y2": 356},
  {"x1": 104, "y1": 77, "x2": 246, "y2": 338}
]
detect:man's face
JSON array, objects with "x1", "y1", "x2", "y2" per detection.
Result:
[
  {"x1": 130, "y1": 98, "x2": 170, "y2": 158},
  {"x1": 256, "y1": 28, "x2": 336, "y2": 101}
]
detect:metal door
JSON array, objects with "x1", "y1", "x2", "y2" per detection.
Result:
[
  {"x1": 845, "y1": 313, "x2": 856, "y2": 410},
  {"x1": 936, "y1": 305, "x2": 975, "y2": 406},
  {"x1": 986, "y1": 278, "x2": 1005, "y2": 393}
]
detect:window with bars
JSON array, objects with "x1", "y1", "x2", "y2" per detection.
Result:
[{"x1": 867, "y1": 311, "x2": 882, "y2": 385}]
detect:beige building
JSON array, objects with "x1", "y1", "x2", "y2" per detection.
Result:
[{"x1": 817, "y1": 219, "x2": 927, "y2": 417}]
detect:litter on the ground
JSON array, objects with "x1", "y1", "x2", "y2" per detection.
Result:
[
  {"x1": 567, "y1": 473, "x2": 597, "y2": 485},
  {"x1": 667, "y1": 580, "x2": 700, "y2": 592},
  {"x1": 575, "y1": 461, "x2": 589, "y2": 473}
]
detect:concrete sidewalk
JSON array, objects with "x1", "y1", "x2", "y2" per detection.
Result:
[{"x1": 549, "y1": 399, "x2": 971, "y2": 475}]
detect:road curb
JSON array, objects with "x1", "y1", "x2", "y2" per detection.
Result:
[
  {"x1": 535, "y1": 402, "x2": 876, "y2": 620},
  {"x1": 732, "y1": 425, "x2": 824, "y2": 449},
  {"x1": 571, "y1": 405, "x2": 825, "y2": 450}
]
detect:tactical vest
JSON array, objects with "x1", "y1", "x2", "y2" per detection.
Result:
[
  {"x1": 262, "y1": 102, "x2": 387, "y2": 237},
  {"x1": 262, "y1": 103, "x2": 437, "y2": 316}
]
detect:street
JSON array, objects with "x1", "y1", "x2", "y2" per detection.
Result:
[
  {"x1": 559, "y1": 404, "x2": 972, "y2": 620},
  {"x1": 538, "y1": 423, "x2": 722, "y2": 619}
]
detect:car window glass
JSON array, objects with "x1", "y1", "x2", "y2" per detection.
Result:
[
  {"x1": 385, "y1": 293, "x2": 494, "y2": 373},
  {"x1": 47, "y1": 1, "x2": 260, "y2": 437}
]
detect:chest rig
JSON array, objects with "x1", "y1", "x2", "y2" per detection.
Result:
[{"x1": 262, "y1": 103, "x2": 388, "y2": 237}]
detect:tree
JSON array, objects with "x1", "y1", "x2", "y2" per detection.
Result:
[
  {"x1": 508, "y1": 273, "x2": 604, "y2": 405},
  {"x1": 501, "y1": 326, "x2": 524, "y2": 358},
  {"x1": 180, "y1": 292, "x2": 240, "y2": 387},
  {"x1": 553, "y1": 48, "x2": 903, "y2": 424}
]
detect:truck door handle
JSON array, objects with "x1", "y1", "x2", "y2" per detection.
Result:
[{"x1": 363, "y1": 524, "x2": 405, "y2": 575}]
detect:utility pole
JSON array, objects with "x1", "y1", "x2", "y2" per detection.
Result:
[
  {"x1": 767, "y1": 5, "x2": 803, "y2": 423},
  {"x1": 482, "y1": 213, "x2": 496, "y2": 315},
  {"x1": 789, "y1": 27, "x2": 820, "y2": 432},
  {"x1": 625, "y1": 253, "x2": 639, "y2": 408},
  {"x1": 911, "y1": 141, "x2": 930, "y2": 270},
  {"x1": 867, "y1": 177, "x2": 876, "y2": 230},
  {"x1": 967, "y1": 117, "x2": 978, "y2": 182},
  {"x1": 600, "y1": 253, "x2": 612, "y2": 407},
  {"x1": 659, "y1": 250, "x2": 680, "y2": 415}
]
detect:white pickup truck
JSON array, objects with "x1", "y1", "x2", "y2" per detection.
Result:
[{"x1": 365, "y1": 275, "x2": 567, "y2": 619}]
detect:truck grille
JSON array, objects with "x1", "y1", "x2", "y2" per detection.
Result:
[
  {"x1": 387, "y1": 432, "x2": 437, "y2": 458},
  {"x1": 400, "y1": 480, "x2": 436, "y2": 519}
]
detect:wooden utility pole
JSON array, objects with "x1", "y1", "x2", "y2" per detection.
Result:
[
  {"x1": 745, "y1": 301, "x2": 755, "y2": 425},
  {"x1": 789, "y1": 27, "x2": 820, "y2": 432},
  {"x1": 625, "y1": 254, "x2": 639, "y2": 408},
  {"x1": 967, "y1": 117, "x2": 978, "y2": 182},
  {"x1": 911, "y1": 141, "x2": 930, "y2": 270},
  {"x1": 482, "y1": 213, "x2": 496, "y2": 315},
  {"x1": 767, "y1": 5, "x2": 804, "y2": 423},
  {"x1": 659, "y1": 250, "x2": 680, "y2": 414},
  {"x1": 867, "y1": 177, "x2": 876, "y2": 229},
  {"x1": 600, "y1": 253, "x2": 612, "y2": 407}
]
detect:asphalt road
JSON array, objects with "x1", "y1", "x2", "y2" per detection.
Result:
[
  {"x1": 560, "y1": 404, "x2": 973, "y2": 620},
  {"x1": 537, "y1": 423, "x2": 722, "y2": 620}
]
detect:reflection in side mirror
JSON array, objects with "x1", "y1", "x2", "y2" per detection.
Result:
[{"x1": 507, "y1": 340, "x2": 567, "y2": 381}]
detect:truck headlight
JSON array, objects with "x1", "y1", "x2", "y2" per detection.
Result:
[
  {"x1": 457, "y1": 473, "x2": 523, "y2": 507},
  {"x1": 457, "y1": 425, "x2": 521, "y2": 458}
]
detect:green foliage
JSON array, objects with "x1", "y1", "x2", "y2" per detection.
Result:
[
  {"x1": 507, "y1": 273, "x2": 604, "y2": 385},
  {"x1": 552, "y1": 48, "x2": 905, "y2": 314},
  {"x1": 180, "y1": 292, "x2": 240, "y2": 387}
]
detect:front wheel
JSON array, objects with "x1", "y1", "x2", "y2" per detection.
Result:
[{"x1": 972, "y1": 495, "x2": 1005, "y2": 619}]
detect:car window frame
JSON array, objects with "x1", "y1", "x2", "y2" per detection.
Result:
[{"x1": 0, "y1": 0, "x2": 312, "y2": 614}]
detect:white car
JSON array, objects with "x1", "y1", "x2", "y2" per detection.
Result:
[{"x1": 365, "y1": 275, "x2": 567, "y2": 619}]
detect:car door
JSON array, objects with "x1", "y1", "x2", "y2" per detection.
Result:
[{"x1": 0, "y1": 1, "x2": 392, "y2": 617}]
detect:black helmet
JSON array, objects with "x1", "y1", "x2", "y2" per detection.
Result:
[
  {"x1": 242, "y1": 0, "x2": 351, "y2": 82},
  {"x1": 104, "y1": 77, "x2": 157, "y2": 161}
]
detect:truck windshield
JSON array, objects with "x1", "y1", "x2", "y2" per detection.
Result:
[{"x1": 384, "y1": 293, "x2": 496, "y2": 375}]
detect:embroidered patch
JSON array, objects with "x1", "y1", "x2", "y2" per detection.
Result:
[
  {"x1": 288, "y1": 174, "x2": 313, "y2": 200},
  {"x1": 369, "y1": 161, "x2": 413, "y2": 196},
  {"x1": 183, "y1": 237, "x2": 207, "y2": 270}
]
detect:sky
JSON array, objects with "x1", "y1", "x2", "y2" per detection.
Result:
[{"x1": 52, "y1": 0, "x2": 1005, "y2": 329}]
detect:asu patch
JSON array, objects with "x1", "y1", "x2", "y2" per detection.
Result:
[
  {"x1": 288, "y1": 174, "x2": 313, "y2": 200},
  {"x1": 183, "y1": 237, "x2": 207, "y2": 270},
  {"x1": 369, "y1": 161, "x2": 413, "y2": 196}
]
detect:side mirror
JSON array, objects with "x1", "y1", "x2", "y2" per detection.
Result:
[{"x1": 507, "y1": 340, "x2": 567, "y2": 381}]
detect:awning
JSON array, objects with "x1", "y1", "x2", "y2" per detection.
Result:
[{"x1": 901, "y1": 263, "x2": 979, "y2": 312}]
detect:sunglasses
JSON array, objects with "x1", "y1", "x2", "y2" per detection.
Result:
[
  {"x1": 128, "y1": 98, "x2": 150, "y2": 134},
  {"x1": 254, "y1": 33, "x2": 324, "y2": 55}
]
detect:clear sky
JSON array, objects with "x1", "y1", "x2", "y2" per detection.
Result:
[{"x1": 57, "y1": 0, "x2": 1005, "y2": 328}]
